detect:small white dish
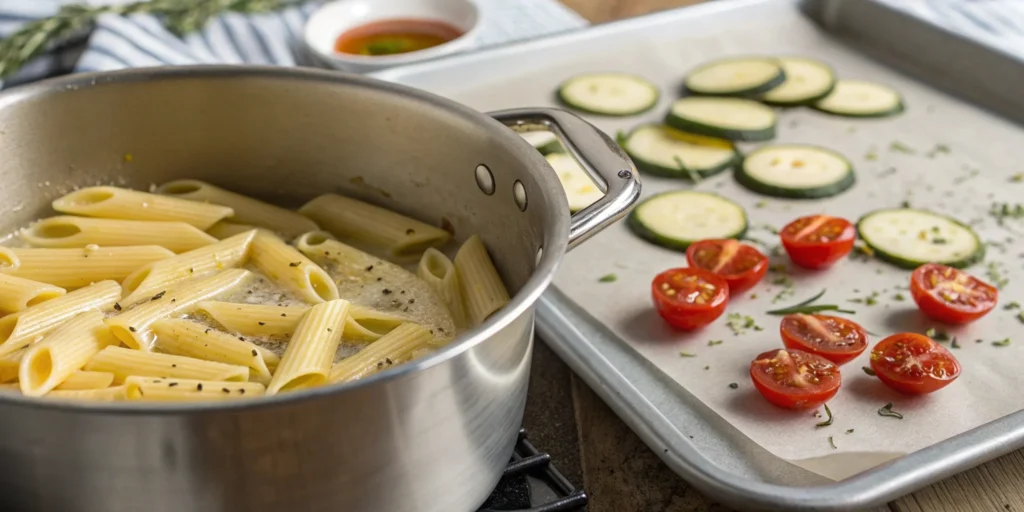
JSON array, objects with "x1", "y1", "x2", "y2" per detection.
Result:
[{"x1": 304, "y1": 0, "x2": 481, "y2": 73}]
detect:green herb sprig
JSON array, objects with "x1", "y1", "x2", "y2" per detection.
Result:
[
  {"x1": 766, "y1": 290, "x2": 856, "y2": 316},
  {"x1": 0, "y1": 0, "x2": 307, "y2": 79}
]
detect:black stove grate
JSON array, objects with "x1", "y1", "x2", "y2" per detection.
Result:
[{"x1": 477, "y1": 429, "x2": 588, "y2": 512}]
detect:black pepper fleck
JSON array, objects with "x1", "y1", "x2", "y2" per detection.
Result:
[
  {"x1": 168, "y1": 382, "x2": 179, "y2": 387},
  {"x1": 204, "y1": 328, "x2": 211, "y2": 334},
  {"x1": 366, "y1": 265, "x2": 374, "y2": 271},
  {"x1": 728, "y1": 383, "x2": 739, "y2": 389},
  {"x1": 197, "y1": 383, "x2": 203, "y2": 391},
  {"x1": 222, "y1": 388, "x2": 230, "y2": 394},
  {"x1": 171, "y1": 364, "x2": 177, "y2": 368},
  {"x1": 281, "y1": 313, "x2": 287, "y2": 317},
  {"x1": 128, "y1": 326, "x2": 137, "y2": 333},
  {"x1": 238, "y1": 336, "x2": 245, "y2": 341},
  {"x1": 258, "y1": 321, "x2": 265, "y2": 326},
  {"x1": 289, "y1": 262, "x2": 301, "y2": 267},
  {"x1": 376, "y1": 277, "x2": 383, "y2": 282},
  {"x1": 406, "y1": 229, "x2": 415, "y2": 235},
  {"x1": 113, "y1": 303, "x2": 122, "y2": 311},
  {"x1": 408, "y1": 299, "x2": 415, "y2": 304},
  {"x1": 382, "y1": 289, "x2": 392, "y2": 295},
  {"x1": 151, "y1": 291, "x2": 166, "y2": 301},
  {"x1": 251, "y1": 349, "x2": 258, "y2": 357},
  {"x1": 239, "y1": 389, "x2": 246, "y2": 395},
  {"x1": 385, "y1": 358, "x2": 393, "y2": 365}
]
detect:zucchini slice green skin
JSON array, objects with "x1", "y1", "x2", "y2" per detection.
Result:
[
  {"x1": 759, "y1": 57, "x2": 837, "y2": 107},
  {"x1": 556, "y1": 73, "x2": 660, "y2": 117},
  {"x1": 665, "y1": 97, "x2": 777, "y2": 142},
  {"x1": 621, "y1": 124, "x2": 741, "y2": 180},
  {"x1": 856, "y1": 208, "x2": 985, "y2": 269},
  {"x1": 684, "y1": 57, "x2": 786, "y2": 97},
  {"x1": 813, "y1": 80, "x2": 905, "y2": 118},
  {"x1": 735, "y1": 145, "x2": 855, "y2": 199},
  {"x1": 627, "y1": 191, "x2": 748, "y2": 251}
]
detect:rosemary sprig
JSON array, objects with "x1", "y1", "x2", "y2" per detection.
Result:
[{"x1": 0, "y1": 0, "x2": 307, "y2": 79}]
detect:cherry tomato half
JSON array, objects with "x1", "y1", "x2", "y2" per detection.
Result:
[
  {"x1": 870, "y1": 333, "x2": 961, "y2": 394},
  {"x1": 685, "y1": 239, "x2": 768, "y2": 294},
  {"x1": 779, "y1": 215, "x2": 856, "y2": 270},
  {"x1": 750, "y1": 348, "x2": 841, "y2": 410},
  {"x1": 910, "y1": 263, "x2": 997, "y2": 324},
  {"x1": 780, "y1": 313, "x2": 868, "y2": 365},
  {"x1": 651, "y1": 268, "x2": 729, "y2": 331}
]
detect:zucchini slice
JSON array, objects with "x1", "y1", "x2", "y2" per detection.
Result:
[
  {"x1": 857, "y1": 208, "x2": 984, "y2": 269},
  {"x1": 557, "y1": 73, "x2": 660, "y2": 116},
  {"x1": 665, "y1": 97, "x2": 776, "y2": 141},
  {"x1": 628, "y1": 191, "x2": 747, "y2": 251},
  {"x1": 814, "y1": 80, "x2": 904, "y2": 118},
  {"x1": 735, "y1": 145, "x2": 854, "y2": 199},
  {"x1": 760, "y1": 57, "x2": 836, "y2": 106},
  {"x1": 521, "y1": 131, "x2": 564, "y2": 155},
  {"x1": 546, "y1": 153, "x2": 603, "y2": 212},
  {"x1": 684, "y1": 57, "x2": 785, "y2": 96},
  {"x1": 622, "y1": 124, "x2": 739, "y2": 179}
]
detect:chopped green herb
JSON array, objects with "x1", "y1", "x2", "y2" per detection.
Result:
[
  {"x1": 864, "y1": 149, "x2": 878, "y2": 161},
  {"x1": 986, "y1": 261, "x2": 1010, "y2": 289},
  {"x1": 768, "y1": 263, "x2": 788, "y2": 274},
  {"x1": 878, "y1": 403, "x2": 903, "y2": 419},
  {"x1": 828, "y1": 435, "x2": 837, "y2": 449},
  {"x1": 953, "y1": 168, "x2": 980, "y2": 185},
  {"x1": 815, "y1": 404, "x2": 834, "y2": 428},
  {"x1": 862, "y1": 366, "x2": 876, "y2": 377},
  {"x1": 951, "y1": 337, "x2": 962, "y2": 349},
  {"x1": 989, "y1": 202, "x2": 1024, "y2": 226},
  {"x1": 703, "y1": 365, "x2": 710, "y2": 370},
  {"x1": 1010, "y1": 173, "x2": 1023, "y2": 183},
  {"x1": 899, "y1": 200, "x2": 912, "y2": 209},
  {"x1": 679, "y1": 351, "x2": 696, "y2": 358},
  {"x1": 889, "y1": 141, "x2": 915, "y2": 154},
  {"x1": 893, "y1": 293, "x2": 905, "y2": 301},
  {"x1": 849, "y1": 243, "x2": 875, "y2": 261},
  {"x1": 771, "y1": 275, "x2": 794, "y2": 287},
  {"x1": 755, "y1": 200, "x2": 768, "y2": 209},
  {"x1": 615, "y1": 130, "x2": 629, "y2": 147},
  {"x1": 1018, "y1": 311, "x2": 1024, "y2": 325},
  {"x1": 598, "y1": 273, "x2": 618, "y2": 283},
  {"x1": 673, "y1": 156, "x2": 703, "y2": 183},
  {"x1": 925, "y1": 143, "x2": 951, "y2": 158},
  {"x1": 728, "y1": 382, "x2": 739, "y2": 390},
  {"x1": 845, "y1": 429, "x2": 854, "y2": 434},
  {"x1": 1004, "y1": 301, "x2": 1021, "y2": 310},
  {"x1": 771, "y1": 288, "x2": 795, "y2": 304},
  {"x1": 757, "y1": 224, "x2": 780, "y2": 235},
  {"x1": 725, "y1": 314, "x2": 761, "y2": 335},
  {"x1": 708, "y1": 339, "x2": 723, "y2": 347},
  {"x1": 925, "y1": 328, "x2": 949, "y2": 341},
  {"x1": 749, "y1": 293, "x2": 759, "y2": 300},
  {"x1": 992, "y1": 338, "x2": 1011, "y2": 347}
]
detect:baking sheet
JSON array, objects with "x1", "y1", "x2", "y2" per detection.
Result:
[{"x1": 378, "y1": 1, "x2": 1024, "y2": 481}]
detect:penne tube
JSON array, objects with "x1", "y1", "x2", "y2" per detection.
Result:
[
  {"x1": 124, "y1": 376, "x2": 264, "y2": 401},
  {"x1": 120, "y1": 230, "x2": 256, "y2": 305},
  {"x1": 197, "y1": 301, "x2": 307, "y2": 336},
  {"x1": 0, "y1": 350, "x2": 22, "y2": 383},
  {"x1": 55, "y1": 370, "x2": 116, "y2": 390},
  {"x1": 249, "y1": 231, "x2": 339, "y2": 304},
  {"x1": 52, "y1": 186, "x2": 233, "y2": 230},
  {"x1": 328, "y1": 323, "x2": 433, "y2": 383},
  {"x1": 417, "y1": 248, "x2": 468, "y2": 328},
  {"x1": 454, "y1": 235, "x2": 511, "y2": 326},
  {"x1": 299, "y1": 194, "x2": 451, "y2": 259},
  {"x1": 20, "y1": 216, "x2": 217, "y2": 253},
  {"x1": 8, "y1": 246, "x2": 173, "y2": 289},
  {"x1": 0, "y1": 383, "x2": 21, "y2": 393},
  {"x1": 46, "y1": 385, "x2": 127, "y2": 401},
  {"x1": 0, "y1": 281, "x2": 121, "y2": 357},
  {"x1": 0, "y1": 274, "x2": 65, "y2": 314},
  {"x1": 106, "y1": 269, "x2": 251, "y2": 350},
  {"x1": 158, "y1": 180, "x2": 320, "y2": 238},
  {"x1": 85, "y1": 346, "x2": 250, "y2": 383},
  {"x1": 206, "y1": 221, "x2": 260, "y2": 240},
  {"x1": 266, "y1": 300, "x2": 349, "y2": 395},
  {"x1": 152, "y1": 318, "x2": 277, "y2": 384},
  {"x1": 0, "y1": 246, "x2": 19, "y2": 272},
  {"x1": 197, "y1": 301, "x2": 404, "y2": 342},
  {"x1": 19, "y1": 310, "x2": 119, "y2": 396}
]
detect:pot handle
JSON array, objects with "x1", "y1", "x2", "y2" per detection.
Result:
[{"x1": 490, "y1": 108, "x2": 642, "y2": 250}]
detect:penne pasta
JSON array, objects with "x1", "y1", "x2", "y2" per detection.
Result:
[
  {"x1": 454, "y1": 235, "x2": 511, "y2": 326},
  {"x1": 197, "y1": 301, "x2": 306, "y2": 337},
  {"x1": 417, "y1": 248, "x2": 467, "y2": 328},
  {"x1": 52, "y1": 186, "x2": 233, "y2": 230},
  {"x1": 0, "y1": 351, "x2": 22, "y2": 383},
  {"x1": 197, "y1": 301, "x2": 405, "y2": 342},
  {"x1": 8, "y1": 246, "x2": 174, "y2": 289},
  {"x1": 0, "y1": 274, "x2": 65, "y2": 314},
  {"x1": 266, "y1": 300, "x2": 349, "y2": 395},
  {"x1": 46, "y1": 385, "x2": 127, "y2": 401},
  {"x1": 158, "y1": 180, "x2": 320, "y2": 238},
  {"x1": 19, "y1": 310, "x2": 118, "y2": 396},
  {"x1": 55, "y1": 370, "x2": 116, "y2": 390},
  {"x1": 85, "y1": 346, "x2": 250, "y2": 383},
  {"x1": 0, "y1": 246, "x2": 19, "y2": 272},
  {"x1": 328, "y1": 323, "x2": 433, "y2": 383},
  {"x1": 152, "y1": 318, "x2": 277, "y2": 384},
  {"x1": 0, "y1": 281, "x2": 121, "y2": 357},
  {"x1": 249, "y1": 231, "x2": 339, "y2": 304},
  {"x1": 206, "y1": 221, "x2": 260, "y2": 240},
  {"x1": 20, "y1": 216, "x2": 217, "y2": 253},
  {"x1": 120, "y1": 230, "x2": 256, "y2": 305},
  {"x1": 299, "y1": 194, "x2": 451, "y2": 259},
  {"x1": 124, "y1": 376, "x2": 264, "y2": 401},
  {"x1": 106, "y1": 269, "x2": 251, "y2": 350}
]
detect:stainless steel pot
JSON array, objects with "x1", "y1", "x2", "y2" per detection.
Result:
[{"x1": 0, "y1": 66, "x2": 639, "y2": 512}]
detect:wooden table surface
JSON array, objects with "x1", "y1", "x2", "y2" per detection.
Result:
[{"x1": 517, "y1": 1, "x2": 1024, "y2": 511}]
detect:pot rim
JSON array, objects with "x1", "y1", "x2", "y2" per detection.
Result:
[{"x1": 0, "y1": 65, "x2": 569, "y2": 413}]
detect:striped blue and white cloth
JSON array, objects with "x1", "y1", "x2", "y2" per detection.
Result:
[
  {"x1": 0, "y1": 0, "x2": 588, "y2": 88},
  {"x1": 1, "y1": 0, "x2": 1023, "y2": 90}
]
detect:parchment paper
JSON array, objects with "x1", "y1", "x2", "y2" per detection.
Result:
[{"x1": 400, "y1": 8, "x2": 1024, "y2": 480}]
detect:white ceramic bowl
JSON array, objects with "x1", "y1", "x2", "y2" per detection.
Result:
[{"x1": 304, "y1": 0, "x2": 481, "y2": 73}]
